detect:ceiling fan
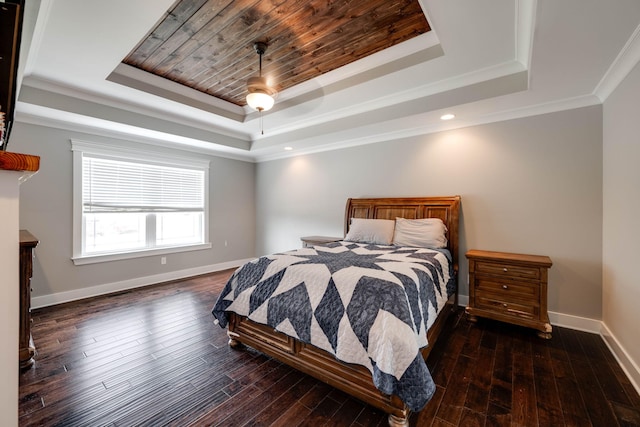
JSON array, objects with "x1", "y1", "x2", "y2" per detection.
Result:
[{"x1": 246, "y1": 41, "x2": 276, "y2": 113}]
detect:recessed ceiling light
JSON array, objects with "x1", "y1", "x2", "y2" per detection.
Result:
[
  {"x1": 284, "y1": 146, "x2": 293, "y2": 151},
  {"x1": 440, "y1": 113, "x2": 455, "y2": 121}
]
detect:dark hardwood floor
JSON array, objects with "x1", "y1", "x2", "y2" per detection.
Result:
[{"x1": 19, "y1": 270, "x2": 640, "y2": 426}]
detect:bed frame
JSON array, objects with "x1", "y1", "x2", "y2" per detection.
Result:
[{"x1": 226, "y1": 196, "x2": 461, "y2": 427}]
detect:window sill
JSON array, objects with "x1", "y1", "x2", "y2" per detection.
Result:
[{"x1": 72, "y1": 243, "x2": 212, "y2": 266}]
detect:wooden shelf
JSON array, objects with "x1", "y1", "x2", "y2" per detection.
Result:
[{"x1": 0, "y1": 151, "x2": 40, "y2": 172}]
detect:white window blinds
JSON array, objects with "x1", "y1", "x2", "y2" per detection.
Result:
[
  {"x1": 72, "y1": 140, "x2": 210, "y2": 264},
  {"x1": 82, "y1": 156, "x2": 205, "y2": 214}
]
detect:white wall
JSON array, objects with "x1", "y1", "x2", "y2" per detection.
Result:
[
  {"x1": 0, "y1": 170, "x2": 23, "y2": 427},
  {"x1": 11, "y1": 123, "x2": 256, "y2": 302},
  {"x1": 257, "y1": 106, "x2": 604, "y2": 320},
  {"x1": 603, "y1": 61, "x2": 640, "y2": 387}
]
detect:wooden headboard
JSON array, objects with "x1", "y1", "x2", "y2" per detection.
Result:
[{"x1": 344, "y1": 196, "x2": 461, "y2": 274}]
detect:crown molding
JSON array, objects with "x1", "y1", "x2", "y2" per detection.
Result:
[
  {"x1": 254, "y1": 94, "x2": 601, "y2": 163},
  {"x1": 16, "y1": 87, "x2": 600, "y2": 165},
  {"x1": 15, "y1": 102, "x2": 255, "y2": 163},
  {"x1": 257, "y1": 59, "x2": 526, "y2": 142},
  {"x1": 516, "y1": 0, "x2": 537, "y2": 71},
  {"x1": 276, "y1": 32, "x2": 440, "y2": 104},
  {"x1": 21, "y1": 76, "x2": 249, "y2": 141},
  {"x1": 593, "y1": 22, "x2": 640, "y2": 102},
  {"x1": 22, "y1": 0, "x2": 52, "y2": 77},
  {"x1": 107, "y1": 63, "x2": 245, "y2": 122}
]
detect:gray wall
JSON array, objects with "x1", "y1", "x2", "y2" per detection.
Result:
[
  {"x1": 603, "y1": 61, "x2": 640, "y2": 379},
  {"x1": 12, "y1": 105, "x2": 607, "y2": 323},
  {"x1": 256, "y1": 106, "x2": 604, "y2": 320},
  {"x1": 12, "y1": 123, "x2": 256, "y2": 300}
]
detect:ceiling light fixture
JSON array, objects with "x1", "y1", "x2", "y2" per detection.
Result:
[
  {"x1": 246, "y1": 42, "x2": 275, "y2": 113},
  {"x1": 440, "y1": 113, "x2": 456, "y2": 121}
]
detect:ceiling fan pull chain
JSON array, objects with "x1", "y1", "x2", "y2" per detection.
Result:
[{"x1": 260, "y1": 110, "x2": 264, "y2": 135}]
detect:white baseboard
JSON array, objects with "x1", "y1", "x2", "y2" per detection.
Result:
[
  {"x1": 458, "y1": 295, "x2": 601, "y2": 333},
  {"x1": 548, "y1": 310, "x2": 602, "y2": 333},
  {"x1": 458, "y1": 294, "x2": 639, "y2": 396},
  {"x1": 601, "y1": 323, "x2": 640, "y2": 397},
  {"x1": 457, "y1": 294, "x2": 469, "y2": 307},
  {"x1": 31, "y1": 258, "x2": 254, "y2": 309}
]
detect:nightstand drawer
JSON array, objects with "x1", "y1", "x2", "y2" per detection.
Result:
[
  {"x1": 476, "y1": 294, "x2": 537, "y2": 319},
  {"x1": 475, "y1": 260, "x2": 540, "y2": 280},
  {"x1": 476, "y1": 277, "x2": 539, "y2": 299}
]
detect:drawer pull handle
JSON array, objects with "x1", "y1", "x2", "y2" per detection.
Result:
[
  {"x1": 503, "y1": 303, "x2": 508, "y2": 308},
  {"x1": 503, "y1": 267, "x2": 508, "y2": 272},
  {"x1": 502, "y1": 285, "x2": 508, "y2": 289}
]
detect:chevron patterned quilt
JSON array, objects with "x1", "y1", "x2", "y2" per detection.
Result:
[{"x1": 211, "y1": 241, "x2": 455, "y2": 411}]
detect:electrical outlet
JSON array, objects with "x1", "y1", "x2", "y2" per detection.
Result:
[{"x1": 161, "y1": 256, "x2": 166, "y2": 265}]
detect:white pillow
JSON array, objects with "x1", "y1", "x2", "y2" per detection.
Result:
[
  {"x1": 393, "y1": 217, "x2": 448, "y2": 248},
  {"x1": 344, "y1": 218, "x2": 395, "y2": 245}
]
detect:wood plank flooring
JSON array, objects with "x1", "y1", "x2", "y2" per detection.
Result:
[{"x1": 19, "y1": 270, "x2": 640, "y2": 426}]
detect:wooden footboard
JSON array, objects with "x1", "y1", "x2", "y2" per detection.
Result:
[{"x1": 227, "y1": 293, "x2": 457, "y2": 426}]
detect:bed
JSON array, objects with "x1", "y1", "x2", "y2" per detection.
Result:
[{"x1": 212, "y1": 196, "x2": 461, "y2": 426}]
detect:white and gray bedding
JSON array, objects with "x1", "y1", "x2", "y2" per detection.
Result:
[{"x1": 211, "y1": 241, "x2": 455, "y2": 411}]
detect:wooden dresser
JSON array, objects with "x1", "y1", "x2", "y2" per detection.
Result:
[
  {"x1": 466, "y1": 249, "x2": 553, "y2": 339},
  {"x1": 19, "y1": 230, "x2": 38, "y2": 368}
]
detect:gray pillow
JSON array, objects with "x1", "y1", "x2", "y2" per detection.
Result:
[
  {"x1": 344, "y1": 218, "x2": 395, "y2": 245},
  {"x1": 393, "y1": 217, "x2": 447, "y2": 248}
]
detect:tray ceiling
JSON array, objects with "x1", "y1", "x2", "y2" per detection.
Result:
[
  {"x1": 17, "y1": 1, "x2": 640, "y2": 161},
  {"x1": 122, "y1": 0, "x2": 430, "y2": 107}
]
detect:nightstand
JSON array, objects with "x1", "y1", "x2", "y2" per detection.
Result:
[
  {"x1": 466, "y1": 249, "x2": 553, "y2": 339},
  {"x1": 300, "y1": 236, "x2": 342, "y2": 248}
]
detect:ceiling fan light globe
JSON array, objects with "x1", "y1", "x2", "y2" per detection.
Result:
[{"x1": 246, "y1": 91, "x2": 274, "y2": 111}]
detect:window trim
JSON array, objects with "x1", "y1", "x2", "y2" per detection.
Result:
[{"x1": 71, "y1": 139, "x2": 211, "y2": 265}]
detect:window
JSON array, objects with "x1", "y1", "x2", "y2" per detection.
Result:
[{"x1": 72, "y1": 140, "x2": 210, "y2": 265}]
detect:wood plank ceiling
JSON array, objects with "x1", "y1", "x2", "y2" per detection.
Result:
[{"x1": 123, "y1": 0, "x2": 431, "y2": 107}]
